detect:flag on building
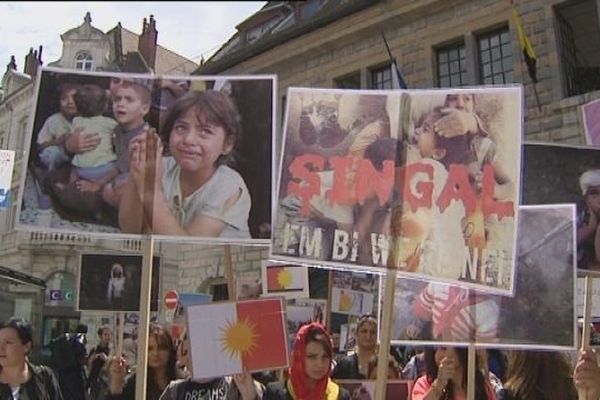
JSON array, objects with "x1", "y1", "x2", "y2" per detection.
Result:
[
  {"x1": 0, "y1": 150, "x2": 15, "y2": 209},
  {"x1": 382, "y1": 31, "x2": 407, "y2": 89},
  {"x1": 262, "y1": 263, "x2": 309, "y2": 299},
  {"x1": 512, "y1": 5, "x2": 538, "y2": 83},
  {"x1": 187, "y1": 298, "x2": 289, "y2": 379},
  {"x1": 391, "y1": 59, "x2": 407, "y2": 89}
]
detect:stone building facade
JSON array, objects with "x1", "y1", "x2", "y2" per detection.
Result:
[{"x1": 198, "y1": 0, "x2": 600, "y2": 145}]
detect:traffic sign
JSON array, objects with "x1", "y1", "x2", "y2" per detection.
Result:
[{"x1": 164, "y1": 290, "x2": 179, "y2": 310}]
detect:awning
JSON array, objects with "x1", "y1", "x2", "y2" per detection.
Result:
[{"x1": 0, "y1": 265, "x2": 46, "y2": 289}]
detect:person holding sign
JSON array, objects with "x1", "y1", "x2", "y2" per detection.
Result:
[
  {"x1": 0, "y1": 317, "x2": 64, "y2": 400},
  {"x1": 159, "y1": 332, "x2": 263, "y2": 400},
  {"x1": 331, "y1": 315, "x2": 378, "y2": 379},
  {"x1": 574, "y1": 348, "x2": 600, "y2": 399},
  {"x1": 411, "y1": 347, "x2": 495, "y2": 400},
  {"x1": 107, "y1": 324, "x2": 180, "y2": 400},
  {"x1": 119, "y1": 90, "x2": 251, "y2": 238},
  {"x1": 265, "y1": 323, "x2": 350, "y2": 400}
]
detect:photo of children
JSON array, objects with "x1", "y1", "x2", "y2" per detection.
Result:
[
  {"x1": 392, "y1": 204, "x2": 576, "y2": 349},
  {"x1": 271, "y1": 87, "x2": 521, "y2": 294},
  {"x1": 55, "y1": 84, "x2": 118, "y2": 194},
  {"x1": 17, "y1": 68, "x2": 274, "y2": 243},
  {"x1": 523, "y1": 143, "x2": 600, "y2": 271},
  {"x1": 77, "y1": 253, "x2": 161, "y2": 312},
  {"x1": 118, "y1": 90, "x2": 251, "y2": 238}
]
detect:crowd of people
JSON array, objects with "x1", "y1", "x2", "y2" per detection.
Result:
[{"x1": 1, "y1": 316, "x2": 599, "y2": 400}]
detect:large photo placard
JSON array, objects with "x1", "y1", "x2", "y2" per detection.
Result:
[
  {"x1": 17, "y1": 67, "x2": 274, "y2": 243},
  {"x1": 392, "y1": 205, "x2": 576, "y2": 349},
  {"x1": 272, "y1": 86, "x2": 521, "y2": 294},
  {"x1": 523, "y1": 142, "x2": 600, "y2": 271},
  {"x1": 77, "y1": 252, "x2": 161, "y2": 312},
  {"x1": 583, "y1": 98, "x2": 600, "y2": 146},
  {"x1": 0, "y1": 150, "x2": 15, "y2": 209}
]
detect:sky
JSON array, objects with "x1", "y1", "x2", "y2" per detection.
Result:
[{"x1": 0, "y1": 2, "x2": 266, "y2": 70}]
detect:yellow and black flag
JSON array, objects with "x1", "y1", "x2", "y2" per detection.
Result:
[{"x1": 512, "y1": 3, "x2": 538, "y2": 83}]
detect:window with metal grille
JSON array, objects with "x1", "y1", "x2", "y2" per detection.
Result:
[
  {"x1": 554, "y1": 0, "x2": 600, "y2": 97},
  {"x1": 335, "y1": 72, "x2": 361, "y2": 89},
  {"x1": 477, "y1": 28, "x2": 514, "y2": 84},
  {"x1": 370, "y1": 65, "x2": 392, "y2": 89},
  {"x1": 437, "y1": 43, "x2": 467, "y2": 87}
]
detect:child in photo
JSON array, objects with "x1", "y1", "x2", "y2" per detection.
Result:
[
  {"x1": 102, "y1": 79, "x2": 152, "y2": 207},
  {"x1": 119, "y1": 89, "x2": 251, "y2": 238},
  {"x1": 59, "y1": 84, "x2": 118, "y2": 193},
  {"x1": 577, "y1": 169, "x2": 600, "y2": 270},
  {"x1": 37, "y1": 82, "x2": 80, "y2": 170},
  {"x1": 106, "y1": 263, "x2": 126, "y2": 307}
]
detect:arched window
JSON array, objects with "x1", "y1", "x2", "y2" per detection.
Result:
[{"x1": 75, "y1": 52, "x2": 94, "y2": 71}]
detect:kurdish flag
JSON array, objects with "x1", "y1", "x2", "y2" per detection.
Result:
[
  {"x1": 263, "y1": 263, "x2": 309, "y2": 299},
  {"x1": 187, "y1": 298, "x2": 289, "y2": 379}
]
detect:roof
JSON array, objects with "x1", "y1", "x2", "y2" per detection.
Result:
[
  {"x1": 120, "y1": 51, "x2": 151, "y2": 73},
  {"x1": 195, "y1": 0, "x2": 376, "y2": 74},
  {"x1": 118, "y1": 27, "x2": 198, "y2": 75}
]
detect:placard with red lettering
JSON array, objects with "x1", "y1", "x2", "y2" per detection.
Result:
[
  {"x1": 271, "y1": 87, "x2": 522, "y2": 294},
  {"x1": 392, "y1": 204, "x2": 576, "y2": 349}
]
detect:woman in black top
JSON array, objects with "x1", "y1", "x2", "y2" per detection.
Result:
[
  {"x1": 0, "y1": 317, "x2": 63, "y2": 400},
  {"x1": 331, "y1": 314, "x2": 378, "y2": 379},
  {"x1": 107, "y1": 323, "x2": 181, "y2": 400}
]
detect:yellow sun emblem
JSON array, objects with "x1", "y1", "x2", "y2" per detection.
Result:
[
  {"x1": 339, "y1": 290, "x2": 353, "y2": 311},
  {"x1": 220, "y1": 317, "x2": 259, "y2": 359},
  {"x1": 277, "y1": 269, "x2": 293, "y2": 289}
]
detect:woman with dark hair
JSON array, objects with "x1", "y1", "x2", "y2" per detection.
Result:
[
  {"x1": 412, "y1": 347, "x2": 495, "y2": 400},
  {"x1": 0, "y1": 317, "x2": 64, "y2": 399},
  {"x1": 502, "y1": 350, "x2": 576, "y2": 400},
  {"x1": 265, "y1": 322, "x2": 350, "y2": 400},
  {"x1": 331, "y1": 315, "x2": 378, "y2": 380},
  {"x1": 108, "y1": 323, "x2": 181, "y2": 400}
]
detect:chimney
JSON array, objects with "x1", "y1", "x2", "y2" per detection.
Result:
[
  {"x1": 6, "y1": 55, "x2": 17, "y2": 72},
  {"x1": 24, "y1": 47, "x2": 41, "y2": 77},
  {"x1": 138, "y1": 14, "x2": 158, "y2": 70}
]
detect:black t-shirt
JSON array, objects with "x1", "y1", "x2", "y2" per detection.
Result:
[{"x1": 162, "y1": 377, "x2": 238, "y2": 400}]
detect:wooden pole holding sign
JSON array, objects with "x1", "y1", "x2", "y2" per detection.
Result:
[
  {"x1": 374, "y1": 269, "x2": 396, "y2": 400},
  {"x1": 224, "y1": 245, "x2": 236, "y2": 300},
  {"x1": 135, "y1": 236, "x2": 154, "y2": 400},
  {"x1": 578, "y1": 273, "x2": 594, "y2": 400},
  {"x1": 467, "y1": 344, "x2": 476, "y2": 400},
  {"x1": 116, "y1": 312, "x2": 124, "y2": 359}
]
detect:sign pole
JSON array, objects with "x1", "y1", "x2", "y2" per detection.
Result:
[
  {"x1": 116, "y1": 312, "x2": 123, "y2": 359},
  {"x1": 374, "y1": 269, "x2": 396, "y2": 400},
  {"x1": 135, "y1": 236, "x2": 154, "y2": 400},
  {"x1": 467, "y1": 344, "x2": 476, "y2": 400},
  {"x1": 224, "y1": 245, "x2": 236, "y2": 300},
  {"x1": 578, "y1": 274, "x2": 594, "y2": 400}
]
